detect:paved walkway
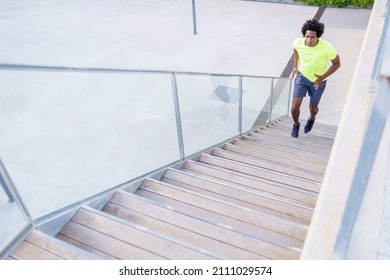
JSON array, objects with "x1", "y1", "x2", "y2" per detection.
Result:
[{"x1": 0, "y1": 0, "x2": 371, "y2": 246}]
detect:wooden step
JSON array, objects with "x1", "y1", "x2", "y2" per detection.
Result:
[
  {"x1": 57, "y1": 219, "x2": 164, "y2": 260},
  {"x1": 133, "y1": 187, "x2": 300, "y2": 260},
  {"x1": 254, "y1": 128, "x2": 335, "y2": 147},
  {"x1": 182, "y1": 160, "x2": 318, "y2": 207},
  {"x1": 138, "y1": 179, "x2": 308, "y2": 241},
  {"x1": 129, "y1": 188, "x2": 304, "y2": 250},
  {"x1": 268, "y1": 120, "x2": 338, "y2": 139},
  {"x1": 256, "y1": 126, "x2": 335, "y2": 146},
  {"x1": 105, "y1": 190, "x2": 294, "y2": 258},
  {"x1": 239, "y1": 136, "x2": 330, "y2": 162},
  {"x1": 264, "y1": 120, "x2": 338, "y2": 138},
  {"x1": 56, "y1": 234, "x2": 118, "y2": 260},
  {"x1": 58, "y1": 207, "x2": 216, "y2": 260},
  {"x1": 161, "y1": 168, "x2": 313, "y2": 223},
  {"x1": 197, "y1": 153, "x2": 321, "y2": 193},
  {"x1": 137, "y1": 184, "x2": 300, "y2": 259},
  {"x1": 275, "y1": 118, "x2": 338, "y2": 133},
  {"x1": 212, "y1": 147, "x2": 323, "y2": 182},
  {"x1": 9, "y1": 240, "x2": 63, "y2": 260},
  {"x1": 223, "y1": 142, "x2": 326, "y2": 173},
  {"x1": 247, "y1": 132, "x2": 331, "y2": 156},
  {"x1": 9, "y1": 230, "x2": 98, "y2": 260},
  {"x1": 232, "y1": 139, "x2": 328, "y2": 166}
]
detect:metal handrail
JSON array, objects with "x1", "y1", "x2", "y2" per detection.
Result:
[{"x1": 0, "y1": 62, "x2": 283, "y2": 79}]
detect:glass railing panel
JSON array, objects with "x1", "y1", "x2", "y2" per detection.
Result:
[
  {"x1": 175, "y1": 73, "x2": 240, "y2": 156},
  {"x1": 0, "y1": 69, "x2": 181, "y2": 219},
  {"x1": 0, "y1": 159, "x2": 31, "y2": 257},
  {"x1": 0, "y1": 186, "x2": 31, "y2": 259},
  {"x1": 0, "y1": 196, "x2": 29, "y2": 257},
  {"x1": 241, "y1": 76, "x2": 272, "y2": 132},
  {"x1": 270, "y1": 77, "x2": 291, "y2": 122}
]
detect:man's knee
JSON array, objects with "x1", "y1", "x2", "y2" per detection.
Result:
[
  {"x1": 291, "y1": 106, "x2": 300, "y2": 115},
  {"x1": 309, "y1": 105, "x2": 319, "y2": 114}
]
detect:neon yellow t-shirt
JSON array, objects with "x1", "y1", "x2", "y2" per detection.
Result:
[{"x1": 293, "y1": 37, "x2": 338, "y2": 82}]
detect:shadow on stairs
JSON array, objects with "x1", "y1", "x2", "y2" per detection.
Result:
[{"x1": 7, "y1": 117, "x2": 338, "y2": 260}]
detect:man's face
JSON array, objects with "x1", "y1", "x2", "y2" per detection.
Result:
[{"x1": 304, "y1": 30, "x2": 318, "y2": 47}]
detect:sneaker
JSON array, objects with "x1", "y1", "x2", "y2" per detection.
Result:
[
  {"x1": 291, "y1": 124, "x2": 300, "y2": 138},
  {"x1": 304, "y1": 118, "x2": 315, "y2": 133}
]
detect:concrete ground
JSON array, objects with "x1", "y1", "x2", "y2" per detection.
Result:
[{"x1": 0, "y1": 0, "x2": 371, "y2": 246}]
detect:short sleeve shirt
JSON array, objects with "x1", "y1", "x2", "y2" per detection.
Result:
[{"x1": 293, "y1": 38, "x2": 338, "y2": 82}]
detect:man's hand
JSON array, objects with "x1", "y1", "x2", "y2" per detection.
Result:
[
  {"x1": 313, "y1": 55, "x2": 341, "y2": 89},
  {"x1": 314, "y1": 74, "x2": 324, "y2": 89},
  {"x1": 290, "y1": 67, "x2": 298, "y2": 80}
]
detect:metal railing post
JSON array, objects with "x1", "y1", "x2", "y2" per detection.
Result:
[
  {"x1": 171, "y1": 73, "x2": 186, "y2": 159},
  {"x1": 0, "y1": 159, "x2": 15, "y2": 203},
  {"x1": 191, "y1": 0, "x2": 198, "y2": 35},
  {"x1": 238, "y1": 76, "x2": 243, "y2": 134},
  {"x1": 268, "y1": 77, "x2": 274, "y2": 123},
  {"x1": 287, "y1": 78, "x2": 292, "y2": 116},
  {"x1": 0, "y1": 157, "x2": 34, "y2": 224}
]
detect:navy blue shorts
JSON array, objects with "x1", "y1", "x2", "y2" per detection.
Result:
[{"x1": 293, "y1": 72, "x2": 327, "y2": 106}]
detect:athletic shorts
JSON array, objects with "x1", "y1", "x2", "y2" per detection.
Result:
[{"x1": 293, "y1": 71, "x2": 327, "y2": 106}]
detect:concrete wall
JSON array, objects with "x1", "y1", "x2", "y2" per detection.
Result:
[{"x1": 301, "y1": 0, "x2": 389, "y2": 259}]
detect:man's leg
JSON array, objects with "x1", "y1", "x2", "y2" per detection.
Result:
[
  {"x1": 290, "y1": 97, "x2": 303, "y2": 137},
  {"x1": 290, "y1": 72, "x2": 308, "y2": 138},
  {"x1": 291, "y1": 97, "x2": 303, "y2": 125},
  {"x1": 304, "y1": 80, "x2": 326, "y2": 133},
  {"x1": 308, "y1": 103, "x2": 319, "y2": 121}
]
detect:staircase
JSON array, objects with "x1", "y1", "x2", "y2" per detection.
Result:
[{"x1": 7, "y1": 117, "x2": 338, "y2": 260}]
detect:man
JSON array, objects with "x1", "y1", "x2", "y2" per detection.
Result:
[{"x1": 290, "y1": 19, "x2": 341, "y2": 138}]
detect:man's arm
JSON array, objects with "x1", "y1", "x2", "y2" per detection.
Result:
[
  {"x1": 291, "y1": 48, "x2": 299, "y2": 79},
  {"x1": 314, "y1": 54, "x2": 341, "y2": 89}
]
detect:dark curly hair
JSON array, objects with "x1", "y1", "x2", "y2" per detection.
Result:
[{"x1": 301, "y1": 19, "x2": 325, "y2": 38}]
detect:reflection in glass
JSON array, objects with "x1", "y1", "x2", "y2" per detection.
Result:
[{"x1": 176, "y1": 74, "x2": 240, "y2": 156}]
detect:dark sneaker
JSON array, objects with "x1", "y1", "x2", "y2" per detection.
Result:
[
  {"x1": 304, "y1": 118, "x2": 315, "y2": 133},
  {"x1": 291, "y1": 124, "x2": 300, "y2": 138}
]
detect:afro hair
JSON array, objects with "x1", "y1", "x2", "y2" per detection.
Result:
[{"x1": 301, "y1": 19, "x2": 325, "y2": 38}]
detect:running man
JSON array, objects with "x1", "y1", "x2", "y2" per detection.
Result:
[{"x1": 290, "y1": 19, "x2": 341, "y2": 138}]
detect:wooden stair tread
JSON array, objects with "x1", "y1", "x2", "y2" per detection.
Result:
[
  {"x1": 232, "y1": 139, "x2": 329, "y2": 166},
  {"x1": 162, "y1": 169, "x2": 313, "y2": 222},
  {"x1": 9, "y1": 230, "x2": 97, "y2": 260},
  {"x1": 106, "y1": 191, "x2": 296, "y2": 258},
  {"x1": 131, "y1": 189, "x2": 301, "y2": 259},
  {"x1": 138, "y1": 179, "x2": 308, "y2": 238},
  {"x1": 238, "y1": 136, "x2": 330, "y2": 161},
  {"x1": 212, "y1": 147, "x2": 324, "y2": 182},
  {"x1": 10, "y1": 240, "x2": 64, "y2": 260},
  {"x1": 256, "y1": 127, "x2": 335, "y2": 145},
  {"x1": 223, "y1": 142, "x2": 327, "y2": 173},
  {"x1": 262, "y1": 122, "x2": 337, "y2": 140},
  {"x1": 197, "y1": 153, "x2": 321, "y2": 193},
  {"x1": 244, "y1": 133, "x2": 331, "y2": 156},
  {"x1": 67, "y1": 207, "x2": 217, "y2": 260},
  {"x1": 182, "y1": 160, "x2": 318, "y2": 207}
]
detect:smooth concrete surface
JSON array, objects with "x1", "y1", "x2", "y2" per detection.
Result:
[
  {"x1": 315, "y1": 8, "x2": 371, "y2": 126},
  {"x1": 0, "y1": 0, "x2": 371, "y2": 246}
]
